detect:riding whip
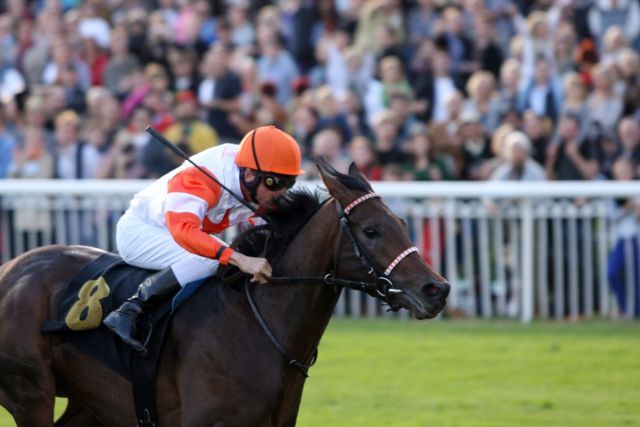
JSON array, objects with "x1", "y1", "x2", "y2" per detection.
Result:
[{"x1": 145, "y1": 126, "x2": 268, "y2": 221}]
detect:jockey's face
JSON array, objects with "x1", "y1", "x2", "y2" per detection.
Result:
[
  {"x1": 242, "y1": 169, "x2": 289, "y2": 210},
  {"x1": 255, "y1": 180, "x2": 287, "y2": 210}
]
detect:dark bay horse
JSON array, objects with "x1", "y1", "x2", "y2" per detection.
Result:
[{"x1": 0, "y1": 161, "x2": 449, "y2": 426}]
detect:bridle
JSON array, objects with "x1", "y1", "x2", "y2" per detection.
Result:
[
  {"x1": 332, "y1": 192, "x2": 420, "y2": 306},
  {"x1": 242, "y1": 191, "x2": 420, "y2": 377}
]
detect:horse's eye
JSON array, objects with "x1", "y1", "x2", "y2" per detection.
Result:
[{"x1": 363, "y1": 226, "x2": 380, "y2": 239}]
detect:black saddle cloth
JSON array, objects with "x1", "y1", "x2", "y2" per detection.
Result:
[{"x1": 42, "y1": 251, "x2": 205, "y2": 379}]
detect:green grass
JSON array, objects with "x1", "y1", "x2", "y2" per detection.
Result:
[{"x1": 1, "y1": 320, "x2": 639, "y2": 426}]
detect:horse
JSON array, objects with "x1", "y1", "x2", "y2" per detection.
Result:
[{"x1": 0, "y1": 160, "x2": 449, "y2": 426}]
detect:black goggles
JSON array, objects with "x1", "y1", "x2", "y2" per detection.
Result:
[{"x1": 260, "y1": 172, "x2": 296, "y2": 191}]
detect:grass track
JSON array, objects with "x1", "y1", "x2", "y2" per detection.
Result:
[{"x1": 1, "y1": 320, "x2": 639, "y2": 426}]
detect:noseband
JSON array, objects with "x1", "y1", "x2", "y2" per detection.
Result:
[{"x1": 241, "y1": 192, "x2": 420, "y2": 377}]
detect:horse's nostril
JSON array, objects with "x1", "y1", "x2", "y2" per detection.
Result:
[
  {"x1": 424, "y1": 284, "x2": 440, "y2": 296},
  {"x1": 422, "y1": 281, "x2": 451, "y2": 299}
]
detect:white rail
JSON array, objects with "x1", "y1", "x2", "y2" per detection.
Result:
[{"x1": 2, "y1": 179, "x2": 639, "y2": 322}]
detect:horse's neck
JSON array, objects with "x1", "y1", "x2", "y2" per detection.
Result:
[{"x1": 259, "y1": 200, "x2": 341, "y2": 365}]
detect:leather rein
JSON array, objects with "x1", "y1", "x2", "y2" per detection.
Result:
[{"x1": 243, "y1": 192, "x2": 420, "y2": 377}]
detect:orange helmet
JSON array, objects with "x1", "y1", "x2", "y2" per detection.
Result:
[{"x1": 235, "y1": 126, "x2": 305, "y2": 176}]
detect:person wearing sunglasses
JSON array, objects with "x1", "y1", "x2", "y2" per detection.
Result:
[{"x1": 104, "y1": 125, "x2": 304, "y2": 351}]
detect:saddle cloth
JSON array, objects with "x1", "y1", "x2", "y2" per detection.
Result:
[
  {"x1": 42, "y1": 251, "x2": 204, "y2": 378},
  {"x1": 42, "y1": 252, "x2": 207, "y2": 426}
]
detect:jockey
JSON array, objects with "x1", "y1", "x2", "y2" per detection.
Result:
[{"x1": 103, "y1": 125, "x2": 305, "y2": 351}]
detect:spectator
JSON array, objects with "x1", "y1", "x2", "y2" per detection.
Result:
[
  {"x1": 546, "y1": 113, "x2": 600, "y2": 181},
  {"x1": 495, "y1": 58, "x2": 522, "y2": 123},
  {"x1": 553, "y1": 21, "x2": 578, "y2": 77},
  {"x1": 617, "y1": 116, "x2": 640, "y2": 175},
  {"x1": 490, "y1": 131, "x2": 547, "y2": 181},
  {"x1": 348, "y1": 135, "x2": 383, "y2": 181},
  {"x1": 0, "y1": 111, "x2": 16, "y2": 178},
  {"x1": 228, "y1": 2, "x2": 255, "y2": 49},
  {"x1": 99, "y1": 106, "x2": 152, "y2": 179},
  {"x1": 287, "y1": 104, "x2": 318, "y2": 159},
  {"x1": 302, "y1": 127, "x2": 350, "y2": 179},
  {"x1": 587, "y1": 0, "x2": 640, "y2": 50},
  {"x1": 414, "y1": 49, "x2": 460, "y2": 123},
  {"x1": 21, "y1": 95, "x2": 55, "y2": 152},
  {"x1": 471, "y1": 13, "x2": 504, "y2": 80},
  {"x1": 403, "y1": 123, "x2": 453, "y2": 181},
  {"x1": 615, "y1": 48, "x2": 640, "y2": 116},
  {"x1": 587, "y1": 63, "x2": 624, "y2": 135},
  {"x1": 314, "y1": 85, "x2": 351, "y2": 142},
  {"x1": 406, "y1": 0, "x2": 439, "y2": 46},
  {"x1": 280, "y1": 0, "x2": 316, "y2": 73},
  {"x1": 435, "y1": 6, "x2": 475, "y2": 86},
  {"x1": 517, "y1": 57, "x2": 564, "y2": 122},
  {"x1": 371, "y1": 110, "x2": 405, "y2": 167},
  {"x1": 256, "y1": 26, "x2": 300, "y2": 107},
  {"x1": 455, "y1": 109, "x2": 493, "y2": 180},
  {"x1": 606, "y1": 157, "x2": 640, "y2": 318},
  {"x1": 198, "y1": 43, "x2": 243, "y2": 142},
  {"x1": 9, "y1": 126, "x2": 54, "y2": 179},
  {"x1": 42, "y1": 37, "x2": 91, "y2": 90},
  {"x1": 163, "y1": 90, "x2": 219, "y2": 157},
  {"x1": 167, "y1": 46, "x2": 199, "y2": 93},
  {"x1": 464, "y1": 70, "x2": 501, "y2": 133},
  {"x1": 103, "y1": 26, "x2": 140, "y2": 98},
  {"x1": 354, "y1": 0, "x2": 405, "y2": 56},
  {"x1": 558, "y1": 72, "x2": 592, "y2": 142},
  {"x1": 429, "y1": 90, "x2": 466, "y2": 154},
  {"x1": 522, "y1": 110, "x2": 551, "y2": 167},
  {"x1": 379, "y1": 55, "x2": 414, "y2": 109},
  {"x1": 52, "y1": 109, "x2": 102, "y2": 179}
]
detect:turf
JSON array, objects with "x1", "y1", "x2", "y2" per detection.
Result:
[{"x1": 0, "y1": 320, "x2": 638, "y2": 426}]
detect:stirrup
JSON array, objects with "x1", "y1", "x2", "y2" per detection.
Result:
[{"x1": 134, "y1": 323, "x2": 154, "y2": 357}]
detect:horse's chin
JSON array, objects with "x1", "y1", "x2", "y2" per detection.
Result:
[{"x1": 394, "y1": 291, "x2": 447, "y2": 320}]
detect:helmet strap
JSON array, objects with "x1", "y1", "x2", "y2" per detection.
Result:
[{"x1": 239, "y1": 167, "x2": 261, "y2": 204}]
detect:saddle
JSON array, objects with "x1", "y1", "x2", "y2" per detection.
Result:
[{"x1": 42, "y1": 252, "x2": 207, "y2": 426}]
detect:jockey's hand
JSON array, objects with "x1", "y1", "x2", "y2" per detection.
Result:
[{"x1": 229, "y1": 252, "x2": 272, "y2": 284}]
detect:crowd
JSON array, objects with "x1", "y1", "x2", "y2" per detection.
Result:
[
  {"x1": 0, "y1": 0, "x2": 637, "y2": 184},
  {"x1": 0, "y1": 1, "x2": 639, "y2": 314}
]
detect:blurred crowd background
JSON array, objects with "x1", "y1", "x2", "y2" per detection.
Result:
[{"x1": 0, "y1": 0, "x2": 638, "y2": 185}]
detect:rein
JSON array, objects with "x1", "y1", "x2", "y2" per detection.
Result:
[{"x1": 242, "y1": 192, "x2": 420, "y2": 377}]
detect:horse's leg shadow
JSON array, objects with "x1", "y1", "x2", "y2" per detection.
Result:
[{"x1": 54, "y1": 399, "x2": 105, "y2": 427}]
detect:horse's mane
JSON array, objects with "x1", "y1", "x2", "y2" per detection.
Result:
[
  {"x1": 221, "y1": 164, "x2": 370, "y2": 280},
  {"x1": 228, "y1": 189, "x2": 323, "y2": 262}
]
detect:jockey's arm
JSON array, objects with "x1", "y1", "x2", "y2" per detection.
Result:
[
  {"x1": 165, "y1": 167, "x2": 234, "y2": 264},
  {"x1": 165, "y1": 167, "x2": 271, "y2": 283}
]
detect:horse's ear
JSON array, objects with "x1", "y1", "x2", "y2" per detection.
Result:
[
  {"x1": 314, "y1": 157, "x2": 350, "y2": 201},
  {"x1": 348, "y1": 162, "x2": 373, "y2": 192}
]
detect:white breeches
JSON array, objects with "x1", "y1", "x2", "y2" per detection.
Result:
[{"x1": 116, "y1": 209, "x2": 220, "y2": 286}]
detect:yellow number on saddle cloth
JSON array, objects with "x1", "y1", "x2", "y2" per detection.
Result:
[{"x1": 64, "y1": 277, "x2": 111, "y2": 331}]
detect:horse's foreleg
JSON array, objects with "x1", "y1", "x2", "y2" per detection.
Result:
[{"x1": 1, "y1": 360, "x2": 56, "y2": 427}]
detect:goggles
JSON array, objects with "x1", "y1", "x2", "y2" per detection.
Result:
[{"x1": 260, "y1": 172, "x2": 296, "y2": 191}]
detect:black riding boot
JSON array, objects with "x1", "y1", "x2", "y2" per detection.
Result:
[{"x1": 103, "y1": 268, "x2": 180, "y2": 351}]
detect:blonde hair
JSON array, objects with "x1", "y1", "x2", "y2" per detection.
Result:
[
  {"x1": 55, "y1": 109, "x2": 80, "y2": 129},
  {"x1": 466, "y1": 71, "x2": 496, "y2": 99},
  {"x1": 526, "y1": 11, "x2": 547, "y2": 36},
  {"x1": 491, "y1": 123, "x2": 514, "y2": 157}
]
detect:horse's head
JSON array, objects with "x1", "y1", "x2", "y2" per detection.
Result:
[{"x1": 317, "y1": 160, "x2": 449, "y2": 319}]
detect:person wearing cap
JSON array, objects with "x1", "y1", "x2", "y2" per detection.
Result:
[{"x1": 104, "y1": 126, "x2": 305, "y2": 350}]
